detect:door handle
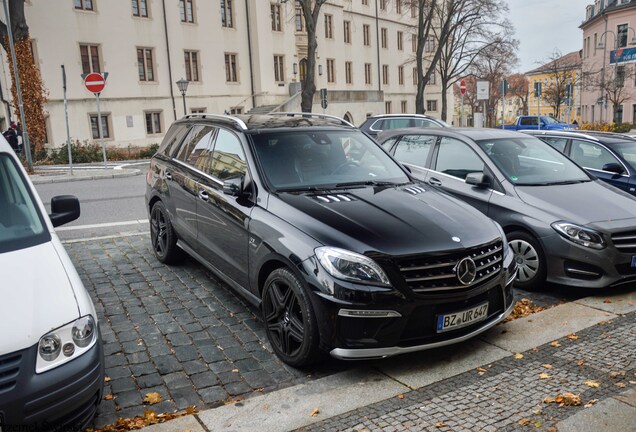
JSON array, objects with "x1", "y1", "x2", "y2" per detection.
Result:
[
  {"x1": 165, "y1": 171, "x2": 173, "y2": 181},
  {"x1": 428, "y1": 177, "x2": 442, "y2": 186},
  {"x1": 198, "y1": 190, "x2": 209, "y2": 202}
]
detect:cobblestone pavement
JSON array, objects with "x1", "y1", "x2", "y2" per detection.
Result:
[
  {"x1": 296, "y1": 312, "x2": 636, "y2": 432},
  {"x1": 66, "y1": 235, "x2": 344, "y2": 428}
]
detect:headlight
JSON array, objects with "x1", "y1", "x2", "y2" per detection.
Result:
[
  {"x1": 36, "y1": 315, "x2": 97, "y2": 374},
  {"x1": 551, "y1": 221, "x2": 605, "y2": 250},
  {"x1": 493, "y1": 222, "x2": 510, "y2": 256},
  {"x1": 315, "y1": 247, "x2": 391, "y2": 286}
]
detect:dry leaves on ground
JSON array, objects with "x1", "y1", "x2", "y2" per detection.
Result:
[
  {"x1": 615, "y1": 382, "x2": 627, "y2": 388},
  {"x1": 517, "y1": 418, "x2": 532, "y2": 426},
  {"x1": 310, "y1": 408, "x2": 320, "y2": 417},
  {"x1": 476, "y1": 367, "x2": 488, "y2": 375},
  {"x1": 398, "y1": 394, "x2": 404, "y2": 399},
  {"x1": 103, "y1": 394, "x2": 114, "y2": 400},
  {"x1": 89, "y1": 406, "x2": 197, "y2": 432},
  {"x1": 539, "y1": 373, "x2": 552, "y2": 380},
  {"x1": 433, "y1": 422, "x2": 448, "y2": 428},
  {"x1": 543, "y1": 392, "x2": 582, "y2": 407},
  {"x1": 503, "y1": 298, "x2": 548, "y2": 322},
  {"x1": 584, "y1": 380, "x2": 600, "y2": 388},
  {"x1": 542, "y1": 364, "x2": 553, "y2": 369},
  {"x1": 609, "y1": 371, "x2": 625, "y2": 379},
  {"x1": 584, "y1": 399, "x2": 598, "y2": 408},
  {"x1": 550, "y1": 341, "x2": 562, "y2": 348},
  {"x1": 514, "y1": 353, "x2": 524, "y2": 359},
  {"x1": 143, "y1": 392, "x2": 162, "y2": 405},
  {"x1": 566, "y1": 333, "x2": 579, "y2": 340}
]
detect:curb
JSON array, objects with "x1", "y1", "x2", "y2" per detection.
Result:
[{"x1": 29, "y1": 168, "x2": 142, "y2": 184}]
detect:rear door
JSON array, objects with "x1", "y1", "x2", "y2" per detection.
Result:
[{"x1": 568, "y1": 139, "x2": 630, "y2": 192}]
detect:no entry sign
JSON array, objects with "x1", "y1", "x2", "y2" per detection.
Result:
[
  {"x1": 459, "y1": 80, "x2": 467, "y2": 95},
  {"x1": 84, "y1": 72, "x2": 106, "y2": 94}
]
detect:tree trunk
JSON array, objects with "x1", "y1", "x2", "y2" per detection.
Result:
[{"x1": 440, "y1": 81, "x2": 448, "y2": 121}]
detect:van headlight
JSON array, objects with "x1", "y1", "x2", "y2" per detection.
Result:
[
  {"x1": 315, "y1": 247, "x2": 391, "y2": 286},
  {"x1": 552, "y1": 221, "x2": 605, "y2": 250},
  {"x1": 36, "y1": 315, "x2": 97, "y2": 373}
]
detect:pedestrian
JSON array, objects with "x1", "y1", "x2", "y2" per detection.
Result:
[
  {"x1": 572, "y1": 119, "x2": 578, "y2": 126},
  {"x1": 3, "y1": 122, "x2": 19, "y2": 153}
]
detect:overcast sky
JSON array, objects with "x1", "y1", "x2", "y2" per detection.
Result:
[{"x1": 507, "y1": 0, "x2": 590, "y2": 73}]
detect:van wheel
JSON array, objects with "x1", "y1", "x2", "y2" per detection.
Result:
[
  {"x1": 262, "y1": 268, "x2": 320, "y2": 367},
  {"x1": 507, "y1": 230, "x2": 546, "y2": 291},
  {"x1": 150, "y1": 201, "x2": 181, "y2": 264}
]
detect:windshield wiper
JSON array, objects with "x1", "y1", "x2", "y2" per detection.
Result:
[
  {"x1": 517, "y1": 180, "x2": 590, "y2": 186},
  {"x1": 334, "y1": 180, "x2": 398, "y2": 188},
  {"x1": 275, "y1": 186, "x2": 323, "y2": 192}
]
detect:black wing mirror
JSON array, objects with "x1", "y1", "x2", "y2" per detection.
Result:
[
  {"x1": 49, "y1": 195, "x2": 80, "y2": 227},
  {"x1": 465, "y1": 172, "x2": 491, "y2": 188},
  {"x1": 222, "y1": 176, "x2": 243, "y2": 196},
  {"x1": 602, "y1": 162, "x2": 625, "y2": 175}
]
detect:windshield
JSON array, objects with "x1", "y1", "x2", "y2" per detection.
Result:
[
  {"x1": 0, "y1": 153, "x2": 49, "y2": 253},
  {"x1": 250, "y1": 130, "x2": 409, "y2": 190},
  {"x1": 476, "y1": 137, "x2": 590, "y2": 186},
  {"x1": 610, "y1": 141, "x2": 636, "y2": 169},
  {"x1": 542, "y1": 116, "x2": 559, "y2": 125}
]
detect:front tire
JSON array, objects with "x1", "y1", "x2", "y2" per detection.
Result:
[
  {"x1": 262, "y1": 268, "x2": 320, "y2": 367},
  {"x1": 508, "y1": 230, "x2": 546, "y2": 291},
  {"x1": 150, "y1": 201, "x2": 182, "y2": 264}
]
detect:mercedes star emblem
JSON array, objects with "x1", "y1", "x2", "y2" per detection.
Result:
[{"x1": 456, "y1": 257, "x2": 477, "y2": 285}]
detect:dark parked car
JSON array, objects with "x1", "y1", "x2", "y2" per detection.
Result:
[
  {"x1": 145, "y1": 113, "x2": 516, "y2": 366},
  {"x1": 379, "y1": 127, "x2": 636, "y2": 291},
  {"x1": 359, "y1": 114, "x2": 449, "y2": 138},
  {"x1": 523, "y1": 130, "x2": 636, "y2": 197}
]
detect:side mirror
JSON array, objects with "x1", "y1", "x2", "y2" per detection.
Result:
[
  {"x1": 222, "y1": 176, "x2": 243, "y2": 196},
  {"x1": 465, "y1": 172, "x2": 491, "y2": 188},
  {"x1": 49, "y1": 195, "x2": 80, "y2": 227},
  {"x1": 602, "y1": 162, "x2": 625, "y2": 175}
]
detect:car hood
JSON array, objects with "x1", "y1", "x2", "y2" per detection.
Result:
[
  {"x1": 515, "y1": 181, "x2": 636, "y2": 227},
  {"x1": 0, "y1": 241, "x2": 80, "y2": 354},
  {"x1": 270, "y1": 184, "x2": 500, "y2": 256}
]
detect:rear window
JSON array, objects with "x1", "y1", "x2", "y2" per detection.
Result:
[
  {"x1": 0, "y1": 154, "x2": 49, "y2": 253},
  {"x1": 157, "y1": 123, "x2": 189, "y2": 157}
]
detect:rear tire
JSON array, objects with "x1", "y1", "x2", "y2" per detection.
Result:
[
  {"x1": 262, "y1": 268, "x2": 320, "y2": 367},
  {"x1": 150, "y1": 201, "x2": 182, "y2": 264},
  {"x1": 507, "y1": 230, "x2": 546, "y2": 291}
]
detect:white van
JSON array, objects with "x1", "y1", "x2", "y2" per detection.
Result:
[{"x1": 0, "y1": 137, "x2": 103, "y2": 429}]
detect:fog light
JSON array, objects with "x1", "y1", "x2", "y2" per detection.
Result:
[
  {"x1": 63, "y1": 343, "x2": 75, "y2": 357},
  {"x1": 39, "y1": 335, "x2": 61, "y2": 361}
]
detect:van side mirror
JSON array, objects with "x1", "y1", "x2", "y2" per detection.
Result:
[
  {"x1": 49, "y1": 195, "x2": 80, "y2": 227},
  {"x1": 602, "y1": 162, "x2": 625, "y2": 175},
  {"x1": 465, "y1": 172, "x2": 490, "y2": 188}
]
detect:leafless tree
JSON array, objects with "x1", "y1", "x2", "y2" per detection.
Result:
[
  {"x1": 507, "y1": 73, "x2": 529, "y2": 116},
  {"x1": 296, "y1": 0, "x2": 328, "y2": 112},
  {"x1": 534, "y1": 50, "x2": 581, "y2": 119},
  {"x1": 583, "y1": 63, "x2": 636, "y2": 123}
]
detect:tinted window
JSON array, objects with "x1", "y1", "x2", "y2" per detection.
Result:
[
  {"x1": 159, "y1": 123, "x2": 189, "y2": 156},
  {"x1": 542, "y1": 137, "x2": 567, "y2": 152},
  {"x1": 175, "y1": 125, "x2": 216, "y2": 172},
  {"x1": 0, "y1": 154, "x2": 49, "y2": 253},
  {"x1": 435, "y1": 137, "x2": 484, "y2": 179},
  {"x1": 394, "y1": 135, "x2": 435, "y2": 167},
  {"x1": 570, "y1": 140, "x2": 620, "y2": 172},
  {"x1": 611, "y1": 141, "x2": 636, "y2": 169},
  {"x1": 520, "y1": 117, "x2": 537, "y2": 126},
  {"x1": 210, "y1": 129, "x2": 248, "y2": 180},
  {"x1": 412, "y1": 118, "x2": 441, "y2": 128}
]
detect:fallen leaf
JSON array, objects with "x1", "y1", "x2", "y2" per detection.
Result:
[
  {"x1": 598, "y1": 320, "x2": 611, "y2": 325},
  {"x1": 398, "y1": 394, "x2": 404, "y2": 399},
  {"x1": 534, "y1": 421, "x2": 543, "y2": 427},
  {"x1": 476, "y1": 367, "x2": 487, "y2": 374},
  {"x1": 609, "y1": 371, "x2": 625, "y2": 379},
  {"x1": 514, "y1": 353, "x2": 524, "y2": 359},
  {"x1": 518, "y1": 418, "x2": 532, "y2": 426},
  {"x1": 584, "y1": 399, "x2": 598, "y2": 408},
  {"x1": 231, "y1": 369, "x2": 239, "y2": 373},
  {"x1": 603, "y1": 298, "x2": 612, "y2": 304},
  {"x1": 104, "y1": 394, "x2": 114, "y2": 400},
  {"x1": 539, "y1": 373, "x2": 552, "y2": 380},
  {"x1": 550, "y1": 341, "x2": 561, "y2": 347},
  {"x1": 542, "y1": 364, "x2": 553, "y2": 369},
  {"x1": 577, "y1": 359, "x2": 586, "y2": 366},
  {"x1": 615, "y1": 382, "x2": 627, "y2": 388},
  {"x1": 543, "y1": 392, "x2": 581, "y2": 406},
  {"x1": 627, "y1": 300, "x2": 633, "y2": 306},
  {"x1": 310, "y1": 408, "x2": 320, "y2": 417},
  {"x1": 585, "y1": 380, "x2": 600, "y2": 388},
  {"x1": 143, "y1": 392, "x2": 162, "y2": 405},
  {"x1": 533, "y1": 409, "x2": 543, "y2": 415},
  {"x1": 503, "y1": 298, "x2": 548, "y2": 322},
  {"x1": 566, "y1": 333, "x2": 579, "y2": 340},
  {"x1": 104, "y1": 376, "x2": 111, "y2": 382},
  {"x1": 434, "y1": 422, "x2": 448, "y2": 428}
]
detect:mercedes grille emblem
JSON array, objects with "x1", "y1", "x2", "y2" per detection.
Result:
[{"x1": 456, "y1": 257, "x2": 477, "y2": 285}]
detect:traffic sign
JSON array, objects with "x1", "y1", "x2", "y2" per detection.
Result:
[
  {"x1": 459, "y1": 80, "x2": 466, "y2": 95},
  {"x1": 84, "y1": 72, "x2": 106, "y2": 94}
]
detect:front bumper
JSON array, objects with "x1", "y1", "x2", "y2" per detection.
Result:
[{"x1": 0, "y1": 336, "x2": 104, "y2": 430}]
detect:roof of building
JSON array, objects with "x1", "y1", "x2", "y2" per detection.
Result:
[
  {"x1": 580, "y1": 0, "x2": 636, "y2": 29},
  {"x1": 525, "y1": 51, "x2": 582, "y2": 75}
]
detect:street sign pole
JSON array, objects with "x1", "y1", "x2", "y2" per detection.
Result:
[
  {"x1": 96, "y1": 92, "x2": 106, "y2": 168},
  {"x1": 61, "y1": 65, "x2": 73, "y2": 175},
  {"x1": 83, "y1": 72, "x2": 108, "y2": 167},
  {"x1": 461, "y1": 93, "x2": 464, "y2": 127}
]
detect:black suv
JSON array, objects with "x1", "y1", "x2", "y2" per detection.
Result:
[
  {"x1": 145, "y1": 113, "x2": 516, "y2": 366},
  {"x1": 360, "y1": 114, "x2": 449, "y2": 138}
]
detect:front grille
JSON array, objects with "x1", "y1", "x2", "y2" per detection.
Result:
[
  {"x1": 0, "y1": 351, "x2": 22, "y2": 395},
  {"x1": 611, "y1": 231, "x2": 636, "y2": 253},
  {"x1": 397, "y1": 240, "x2": 503, "y2": 294}
]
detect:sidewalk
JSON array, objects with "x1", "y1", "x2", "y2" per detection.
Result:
[
  {"x1": 134, "y1": 290, "x2": 636, "y2": 432},
  {"x1": 28, "y1": 161, "x2": 146, "y2": 184}
]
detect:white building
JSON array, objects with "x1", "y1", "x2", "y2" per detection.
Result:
[{"x1": 1, "y1": 0, "x2": 451, "y2": 149}]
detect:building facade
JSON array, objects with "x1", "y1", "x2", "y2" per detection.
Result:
[
  {"x1": 580, "y1": 0, "x2": 636, "y2": 124},
  {"x1": 0, "y1": 0, "x2": 450, "y2": 149}
]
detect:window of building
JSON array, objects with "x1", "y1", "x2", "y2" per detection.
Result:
[
  {"x1": 221, "y1": 0, "x2": 233, "y2": 27},
  {"x1": 145, "y1": 111, "x2": 162, "y2": 134},
  {"x1": 398, "y1": 65, "x2": 404, "y2": 85},
  {"x1": 396, "y1": 0, "x2": 402, "y2": 14},
  {"x1": 411, "y1": 2, "x2": 417, "y2": 18},
  {"x1": 326, "y1": 58, "x2": 335, "y2": 83},
  {"x1": 363, "y1": 24, "x2": 370, "y2": 46},
  {"x1": 593, "y1": 33, "x2": 597, "y2": 55},
  {"x1": 191, "y1": 108, "x2": 206, "y2": 114},
  {"x1": 397, "y1": 31, "x2": 403, "y2": 50},
  {"x1": 137, "y1": 48, "x2": 154, "y2": 81},
  {"x1": 429, "y1": 71, "x2": 436, "y2": 85},
  {"x1": 225, "y1": 53, "x2": 238, "y2": 82},
  {"x1": 616, "y1": 65, "x2": 625, "y2": 87},
  {"x1": 180, "y1": 0, "x2": 194, "y2": 23},
  {"x1": 413, "y1": 67, "x2": 418, "y2": 85},
  {"x1": 380, "y1": 0, "x2": 387, "y2": 10},
  {"x1": 426, "y1": 100, "x2": 438, "y2": 112},
  {"x1": 385, "y1": 101, "x2": 391, "y2": 114},
  {"x1": 382, "y1": 64, "x2": 389, "y2": 85},
  {"x1": 618, "y1": 23, "x2": 628, "y2": 48},
  {"x1": 295, "y1": 1, "x2": 304, "y2": 31},
  {"x1": 75, "y1": 0, "x2": 94, "y2": 11},
  {"x1": 80, "y1": 44, "x2": 101, "y2": 74},
  {"x1": 132, "y1": 0, "x2": 148, "y2": 17},
  {"x1": 230, "y1": 107, "x2": 243, "y2": 115},
  {"x1": 184, "y1": 50, "x2": 200, "y2": 81},
  {"x1": 401, "y1": 100, "x2": 407, "y2": 113},
  {"x1": 365, "y1": 63, "x2": 372, "y2": 84},
  {"x1": 425, "y1": 35, "x2": 435, "y2": 52},
  {"x1": 324, "y1": 14, "x2": 333, "y2": 39},
  {"x1": 345, "y1": 61, "x2": 353, "y2": 84},
  {"x1": 381, "y1": 28, "x2": 388, "y2": 48},
  {"x1": 90, "y1": 113, "x2": 110, "y2": 139},
  {"x1": 362, "y1": 0, "x2": 368, "y2": 5},
  {"x1": 344, "y1": 20, "x2": 351, "y2": 44},
  {"x1": 412, "y1": 34, "x2": 417, "y2": 52},
  {"x1": 274, "y1": 55, "x2": 284, "y2": 82},
  {"x1": 271, "y1": 3, "x2": 281, "y2": 31}
]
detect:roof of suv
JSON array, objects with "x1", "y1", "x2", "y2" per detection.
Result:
[
  {"x1": 178, "y1": 112, "x2": 355, "y2": 133},
  {"x1": 524, "y1": 129, "x2": 636, "y2": 145}
]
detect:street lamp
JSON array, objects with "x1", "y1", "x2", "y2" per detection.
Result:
[{"x1": 176, "y1": 78, "x2": 189, "y2": 116}]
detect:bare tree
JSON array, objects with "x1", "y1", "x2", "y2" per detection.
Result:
[
  {"x1": 533, "y1": 51, "x2": 581, "y2": 120},
  {"x1": 0, "y1": 0, "x2": 47, "y2": 161},
  {"x1": 452, "y1": 74, "x2": 479, "y2": 125},
  {"x1": 436, "y1": 0, "x2": 513, "y2": 121},
  {"x1": 297, "y1": 0, "x2": 327, "y2": 113},
  {"x1": 583, "y1": 63, "x2": 636, "y2": 123},
  {"x1": 507, "y1": 73, "x2": 529, "y2": 116}
]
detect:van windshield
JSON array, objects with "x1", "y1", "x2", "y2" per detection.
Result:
[{"x1": 0, "y1": 154, "x2": 49, "y2": 253}]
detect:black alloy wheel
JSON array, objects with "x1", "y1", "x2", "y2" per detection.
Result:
[
  {"x1": 150, "y1": 201, "x2": 181, "y2": 264},
  {"x1": 262, "y1": 268, "x2": 320, "y2": 367}
]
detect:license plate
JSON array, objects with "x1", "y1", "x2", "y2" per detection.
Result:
[
  {"x1": 437, "y1": 302, "x2": 489, "y2": 333},
  {"x1": 631, "y1": 256, "x2": 636, "y2": 267}
]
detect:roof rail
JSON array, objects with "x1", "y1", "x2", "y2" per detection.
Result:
[
  {"x1": 182, "y1": 113, "x2": 248, "y2": 130},
  {"x1": 269, "y1": 112, "x2": 355, "y2": 127}
]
